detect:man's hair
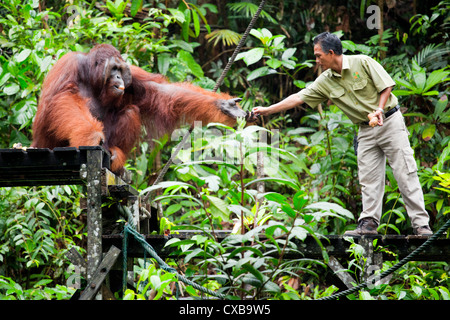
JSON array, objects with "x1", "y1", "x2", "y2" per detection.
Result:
[{"x1": 313, "y1": 32, "x2": 343, "y2": 55}]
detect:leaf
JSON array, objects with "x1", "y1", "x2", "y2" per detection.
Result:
[
  {"x1": 422, "y1": 90, "x2": 439, "y2": 96},
  {"x1": 263, "y1": 280, "x2": 280, "y2": 293},
  {"x1": 281, "y1": 48, "x2": 296, "y2": 61},
  {"x1": 178, "y1": 50, "x2": 204, "y2": 78},
  {"x1": 293, "y1": 191, "x2": 308, "y2": 210},
  {"x1": 342, "y1": 40, "x2": 357, "y2": 52},
  {"x1": 247, "y1": 66, "x2": 276, "y2": 81},
  {"x1": 3, "y1": 83, "x2": 20, "y2": 95},
  {"x1": 184, "y1": 247, "x2": 203, "y2": 263},
  {"x1": 245, "y1": 177, "x2": 300, "y2": 191},
  {"x1": 412, "y1": 68, "x2": 426, "y2": 91},
  {"x1": 266, "y1": 58, "x2": 282, "y2": 69},
  {"x1": 191, "y1": 9, "x2": 200, "y2": 37},
  {"x1": 305, "y1": 202, "x2": 354, "y2": 220},
  {"x1": 182, "y1": 9, "x2": 191, "y2": 41},
  {"x1": 130, "y1": 0, "x2": 143, "y2": 17},
  {"x1": 205, "y1": 29, "x2": 241, "y2": 47},
  {"x1": 249, "y1": 28, "x2": 263, "y2": 40},
  {"x1": 395, "y1": 78, "x2": 415, "y2": 91},
  {"x1": 290, "y1": 226, "x2": 307, "y2": 241},
  {"x1": 265, "y1": 224, "x2": 289, "y2": 238},
  {"x1": 436, "y1": 143, "x2": 450, "y2": 171},
  {"x1": 164, "y1": 238, "x2": 181, "y2": 248},
  {"x1": 263, "y1": 192, "x2": 288, "y2": 204},
  {"x1": 332, "y1": 137, "x2": 349, "y2": 153},
  {"x1": 157, "y1": 53, "x2": 171, "y2": 75},
  {"x1": 438, "y1": 287, "x2": 450, "y2": 300},
  {"x1": 434, "y1": 95, "x2": 448, "y2": 119},
  {"x1": 33, "y1": 279, "x2": 53, "y2": 288},
  {"x1": 423, "y1": 69, "x2": 450, "y2": 93},
  {"x1": 281, "y1": 204, "x2": 296, "y2": 218},
  {"x1": 422, "y1": 124, "x2": 436, "y2": 141},
  {"x1": 392, "y1": 89, "x2": 415, "y2": 96},
  {"x1": 16, "y1": 49, "x2": 31, "y2": 63},
  {"x1": 192, "y1": 234, "x2": 208, "y2": 245},
  {"x1": 170, "y1": 39, "x2": 194, "y2": 53},
  {"x1": 270, "y1": 35, "x2": 286, "y2": 49},
  {"x1": 199, "y1": 175, "x2": 220, "y2": 192},
  {"x1": 293, "y1": 80, "x2": 306, "y2": 89},
  {"x1": 205, "y1": 195, "x2": 230, "y2": 221},
  {"x1": 281, "y1": 59, "x2": 296, "y2": 69},
  {"x1": 150, "y1": 275, "x2": 161, "y2": 290},
  {"x1": 412, "y1": 285, "x2": 422, "y2": 297},
  {"x1": 228, "y1": 246, "x2": 263, "y2": 259},
  {"x1": 141, "y1": 181, "x2": 196, "y2": 195},
  {"x1": 241, "y1": 263, "x2": 264, "y2": 283},
  {"x1": 238, "y1": 47, "x2": 264, "y2": 66}
]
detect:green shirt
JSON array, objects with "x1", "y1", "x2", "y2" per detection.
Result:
[{"x1": 297, "y1": 54, "x2": 398, "y2": 124}]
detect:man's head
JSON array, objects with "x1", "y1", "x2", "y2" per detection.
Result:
[{"x1": 313, "y1": 32, "x2": 342, "y2": 71}]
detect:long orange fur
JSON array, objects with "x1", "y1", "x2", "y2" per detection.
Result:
[{"x1": 32, "y1": 44, "x2": 242, "y2": 172}]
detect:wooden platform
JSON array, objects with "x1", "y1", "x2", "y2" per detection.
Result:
[{"x1": 0, "y1": 146, "x2": 111, "y2": 187}]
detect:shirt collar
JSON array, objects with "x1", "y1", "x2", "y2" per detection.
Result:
[{"x1": 328, "y1": 54, "x2": 348, "y2": 78}]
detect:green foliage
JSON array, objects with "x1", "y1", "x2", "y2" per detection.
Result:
[
  {"x1": 393, "y1": 60, "x2": 450, "y2": 97},
  {"x1": 227, "y1": 2, "x2": 277, "y2": 24},
  {"x1": 0, "y1": 275, "x2": 75, "y2": 300},
  {"x1": 123, "y1": 261, "x2": 178, "y2": 300},
  {"x1": 0, "y1": 185, "x2": 85, "y2": 298},
  {"x1": 134, "y1": 119, "x2": 356, "y2": 299},
  {"x1": 361, "y1": 261, "x2": 450, "y2": 300},
  {"x1": 236, "y1": 27, "x2": 313, "y2": 84}
]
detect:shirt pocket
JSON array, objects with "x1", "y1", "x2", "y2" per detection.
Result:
[
  {"x1": 353, "y1": 78, "x2": 368, "y2": 91},
  {"x1": 330, "y1": 86, "x2": 345, "y2": 99}
]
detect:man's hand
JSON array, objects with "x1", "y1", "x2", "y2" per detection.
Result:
[
  {"x1": 368, "y1": 109, "x2": 384, "y2": 127},
  {"x1": 252, "y1": 93, "x2": 304, "y2": 118},
  {"x1": 252, "y1": 106, "x2": 271, "y2": 117}
]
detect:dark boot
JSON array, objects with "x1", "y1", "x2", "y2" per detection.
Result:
[
  {"x1": 344, "y1": 218, "x2": 378, "y2": 236},
  {"x1": 413, "y1": 225, "x2": 433, "y2": 236}
]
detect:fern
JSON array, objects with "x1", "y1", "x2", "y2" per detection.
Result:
[
  {"x1": 205, "y1": 29, "x2": 242, "y2": 47},
  {"x1": 414, "y1": 42, "x2": 450, "y2": 70},
  {"x1": 227, "y1": 2, "x2": 277, "y2": 24}
]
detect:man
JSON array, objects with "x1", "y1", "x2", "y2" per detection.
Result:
[{"x1": 252, "y1": 32, "x2": 432, "y2": 236}]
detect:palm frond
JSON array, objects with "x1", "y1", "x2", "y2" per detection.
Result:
[
  {"x1": 205, "y1": 29, "x2": 242, "y2": 47},
  {"x1": 414, "y1": 42, "x2": 450, "y2": 71},
  {"x1": 227, "y1": 2, "x2": 277, "y2": 24}
]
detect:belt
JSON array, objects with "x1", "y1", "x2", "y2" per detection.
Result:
[{"x1": 361, "y1": 105, "x2": 400, "y2": 125}]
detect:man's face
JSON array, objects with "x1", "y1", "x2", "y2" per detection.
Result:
[{"x1": 314, "y1": 43, "x2": 334, "y2": 71}]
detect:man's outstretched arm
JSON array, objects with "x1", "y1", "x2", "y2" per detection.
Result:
[{"x1": 252, "y1": 93, "x2": 304, "y2": 116}]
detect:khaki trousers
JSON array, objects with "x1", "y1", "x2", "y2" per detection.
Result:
[{"x1": 357, "y1": 110, "x2": 430, "y2": 229}]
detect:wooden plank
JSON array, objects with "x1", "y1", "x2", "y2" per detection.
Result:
[
  {"x1": 79, "y1": 245, "x2": 121, "y2": 300},
  {"x1": 66, "y1": 247, "x2": 87, "y2": 271},
  {"x1": 327, "y1": 256, "x2": 356, "y2": 290},
  {"x1": 86, "y1": 148, "x2": 103, "y2": 282}
]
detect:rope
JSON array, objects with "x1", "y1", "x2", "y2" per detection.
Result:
[
  {"x1": 145, "y1": 0, "x2": 266, "y2": 200},
  {"x1": 123, "y1": 223, "x2": 226, "y2": 299},
  {"x1": 317, "y1": 218, "x2": 450, "y2": 300},
  {"x1": 144, "y1": 123, "x2": 194, "y2": 200},
  {"x1": 212, "y1": 0, "x2": 266, "y2": 92}
]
